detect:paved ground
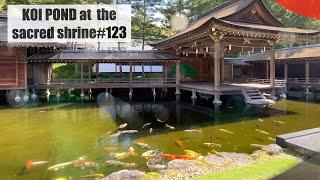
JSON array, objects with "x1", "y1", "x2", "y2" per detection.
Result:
[
  {"x1": 277, "y1": 128, "x2": 320, "y2": 156},
  {"x1": 275, "y1": 128, "x2": 320, "y2": 180}
]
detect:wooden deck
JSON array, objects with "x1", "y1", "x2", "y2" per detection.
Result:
[{"x1": 27, "y1": 78, "x2": 287, "y2": 97}]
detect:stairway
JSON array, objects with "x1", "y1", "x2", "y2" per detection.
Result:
[{"x1": 241, "y1": 89, "x2": 275, "y2": 106}]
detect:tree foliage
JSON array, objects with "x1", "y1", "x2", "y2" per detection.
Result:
[{"x1": 168, "y1": 63, "x2": 199, "y2": 79}]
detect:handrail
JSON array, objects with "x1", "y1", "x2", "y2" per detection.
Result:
[
  {"x1": 246, "y1": 78, "x2": 287, "y2": 87},
  {"x1": 37, "y1": 78, "x2": 176, "y2": 86},
  {"x1": 287, "y1": 78, "x2": 320, "y2": 84}
]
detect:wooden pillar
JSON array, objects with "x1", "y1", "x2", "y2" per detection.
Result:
[
  {"x1": 142, "y1": 63, "x2": 145, "y2": 77},
  {"x1": 80, "y1": 61, "x2": 84, "y2": 84},
  {"x1": 305, "y1": 61, "x2": 310, "y2": 83},
  {"x1": 176, "y1": 61, "x2": 180, "y2": 85},
  {"x1": 88, "y1": 62, "x2": 91, "y2": 81},
  {"x1": 266, "y1": 61, "x2": 269, "y2": 79},
  {"x1": 175, "y1": 60, "x2": 181, "y2": 95},
  {"x1": 33, "y1": 64, "x2": 36, "y2": 85},
  {"x1": 95, "y1": 63, "x2": 99, "y2": 77},
  {"x1": 129, "y1": 62, "x2": 133, "y2": 83},
  {"x1": 221, "y1": 50, "x2": 225, "y2": 83},
  {"x1": 305, "y1": 61, "x2": 310, "y2": 94},
  {"x1": 284, "y1": 62, "x2": 288, "y2": 80},
  {"x1": 270, "y1": 42, "x2": 276, "y2": 93},
  {"x1": 15, "y1": 57, "x2": 19, "y2": 88},
  {"x1": 213, "y1": 39, "x2": 221, "y2": 104}
]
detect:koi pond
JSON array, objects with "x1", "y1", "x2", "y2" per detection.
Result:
[{"x1": 0, "y1": 94, "x2": 320, "y2": 179}]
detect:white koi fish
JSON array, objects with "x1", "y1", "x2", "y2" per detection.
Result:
[
  {"x1": 165, "y1": 124, "x2": 175, "y2": 130},
  {"x1": 48, "y1": 161, "x2": 74, "y2": 171},
  {"x1": 255, "y1": 129, "x2": 270, "y2": 135},
  {"x1": 142, "y1": 150, "x2": 160, "y2": 158},
  {"x1": 118, "y1": 123, "x2": 128, "y2": 129},
  {"x1": 135, "y1": 142, "x2": 151, "y2": 149},
  {"x1": 184, "y1": 129, "x2": 202, "y2": 133},
  {"x1": 149, "y1": 128, "x2": 153, "y2": 134},
  {"x1": 157, "y1": 119, "x2": 164, "y2": 123},
  {"x1": 143, "y1": 123, "x2": 151, "y2": 128},
  {"x1": 204, "y1": 143, "x2": 222, "y2": 148},
  {"x1": 274, "y1": 120, "x2": 285, "y2": 124},
  {"x1": 219, "y1": 129, "x2": 234, "y2": 135},
  {"x1": 119, "y1": 130, "x2": 138, "y2": 134},
  {"x1": 258, "y1": 118, "x2": 264, "y2": 122}
]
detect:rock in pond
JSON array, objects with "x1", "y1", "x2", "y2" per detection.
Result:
[
  {"x1": 217, "y1": 152, "x2": 252, "y2": 166},
  {"x1": 167, "y1": 159, "x2": 196, "y2": 169},
  {"x1": 203, "y1": 155, "x2": 226, "y2": 166},
  {"x1": 261, "y1": 144, "x2": 283, "y2": 155},
  {"x1": 104, "y1": 170, "x2": 145, "y2": 180}
]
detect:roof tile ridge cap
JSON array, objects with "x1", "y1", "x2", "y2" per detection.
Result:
[{"x1": 196, "y1": 0, "x2": 243, "y2": 20}]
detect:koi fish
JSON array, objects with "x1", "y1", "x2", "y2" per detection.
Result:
[
  {"x1": 175, "y1": 140, "x2": 185, "y2": 149},
  {"x1": 135, "y1": 142, "x2": 151, "y2": 149},
  {"x1": 143, "y1": 123, "x2": 151, "y2": 128},
  {"x1": 258, "y1": 118, "x2": 264, "y2": 122},
  {"x1": 114, "y1": 147, "x2": 136, "y2": 160},
  {"x1": 204, "y1": 143, "x2": 222, "y2": 148},
  {"x1": 274, "y1": 120, "x2": 285, "y2": 124},
  {"x1": 24, "y1": 160, "x2": 48, "y2": 169},
  {"x1": 105, "y1": 160, "x2": 137, "y2": 168},
  {"x1": 157, "y1": 119, "x2": 164, "y2": 123},
  {"x1": 118, "y1": 123, "x2": 128, "y2": 129},
  {"x1": 48, "y1": 161, "x2": 74, "y2": 171},
  {"x1": 165, "y1": 124, "x2": 175, "y2": 130},
  {"x1": 255, "y1": 129, "x2": 270, "y2": 135},
  {"x1": 104, "y1": 147, "x2": 117, "y2": 152},
  {"x1": 219, "y1": 129, "x2": 234, "y2": 135},
  {"x1": 142, "y1": 150, "x2": 160, "y2": 159},
  {"x1": 250, "y1": 144, "x2": 264, "y2": 148},
  {"x1": 160, "y1": 154, "x2": 197, "y2": 160},
  {"x1": 149, "y1": 128, "x2": 153, "y2": 134},
  {"x1": 80, "y1": 174, "x2": 104, "y2": 179},
  {"x1": 184, "y1": 129, "x2": 202, "y2": 133},
  {"x1": 119, "y1": 130, "x2": 138, "y2": 134},
  {"x1": 109, "y1": 132, "x2": 121, "y2": 137},
  {"x1": 184, "y1": 150, "x2": 200, "y2": 158},
  {"x1": 268, "y1": 137, "x2": 276, "y2": 141},
  {"x1": 75, "y1": 159, "x2": 98, "y2": 170}
]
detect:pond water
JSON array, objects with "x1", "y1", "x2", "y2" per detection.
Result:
[{"x1": 0, "y1": 94, "x2": 319, "y2": 179}]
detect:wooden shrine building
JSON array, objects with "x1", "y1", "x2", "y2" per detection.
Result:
[{"x1": 149, "y1": 0, "x2": 319, "y2": 103}]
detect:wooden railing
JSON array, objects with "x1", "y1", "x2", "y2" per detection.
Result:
[
  {"x1": 246, "y1": 78, "x2": 287, "y2": 87},
  {"x1": 36, "y1": 78, "x2": 176, "y2": 86},
  {"x1": 287, "y1": 78, "x2": 320, "y2": 84}
]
